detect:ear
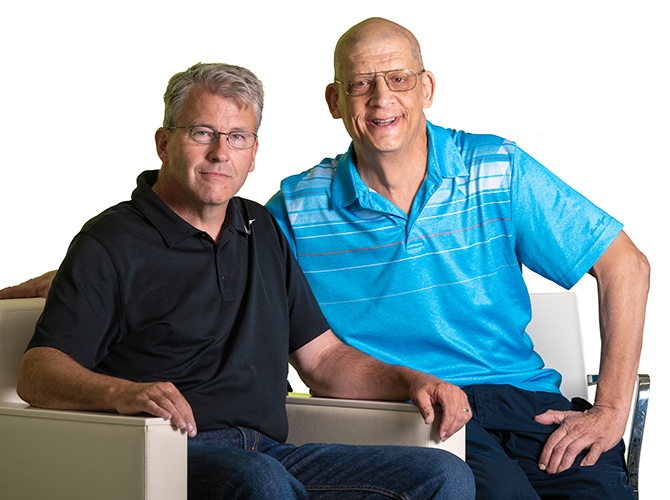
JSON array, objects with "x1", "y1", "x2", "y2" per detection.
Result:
[
  {"x1": 325, "y1": 83, "x2": 343, "y2": 119},
  {"x1": 420, "y1": 70, "x2": 436, "y2": 109},
  {"x1": 155, "y1": 128, "x2": 170, "y2": 164}
]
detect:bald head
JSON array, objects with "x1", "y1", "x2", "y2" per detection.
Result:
[{"x1": 333, "y1": 18, "x2": 424, "y2": 78}]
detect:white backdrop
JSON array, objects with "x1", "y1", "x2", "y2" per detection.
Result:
[{"x1": 1, "y1": 1, "x2": 666, "y2": 495}]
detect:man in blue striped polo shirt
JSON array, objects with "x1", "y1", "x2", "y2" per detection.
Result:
[{"x1": 266, "y1": 17, "x2": 649, "y2": 499}]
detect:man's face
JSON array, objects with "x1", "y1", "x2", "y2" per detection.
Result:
[
  {"x1": 155, "y1": 89, "x2": 258, "y2": 213},
  {"x1": 326, "y1": 37, "x2": 434, "y2": 159}
]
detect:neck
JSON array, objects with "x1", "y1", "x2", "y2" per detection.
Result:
[
  {"x1": 356, "y1": 148, "x2": 428, "y2": 215},
  {"x1": 153, "y1": 179, "x2": 227, "y2": 242}
]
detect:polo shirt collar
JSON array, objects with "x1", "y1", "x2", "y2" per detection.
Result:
[
  {"x1": 426, "y1": 120, "x2": 469, "y2": 180},
  {"x1": 132, "y1": 170, "x2": 249, "y2": 247},
  {"x1": 331, "y1": 121, "x2": 469, "y2": 210}
]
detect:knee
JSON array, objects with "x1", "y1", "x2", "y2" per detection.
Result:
[
  {"x1": 231, "y1": 452, "x2": 284, "y2": 477},
  {"x1": 188, "y1": 446, "x2": 304, "y2": 499},
  {"x1": 216, "y1": 453, "x2": 295, "y2": 493},
  {"x1": 420, "y1": 450, "x2": 476, "y2": 499}
]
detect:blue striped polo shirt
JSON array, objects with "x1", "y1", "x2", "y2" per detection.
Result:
[{"x1": 266, "y1": 121, "x2": 622, "y2": 392}]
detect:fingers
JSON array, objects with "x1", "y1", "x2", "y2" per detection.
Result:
[
  {"x1": 116, "y1": 381, "x2": 197, "y2": 437},
  {"x1": 436, "y1": 401, "x2": 471, "y2": 441},
  {"x1": 539, "y1": 428, "x2": 597, "y2": 473},
  {"x1": 536, "y1": 409, "x2": 610, "y2": 474},
  {"x1": 537, "y1": 410, "x2": 577, "y2": 473},
  {"x1": 538, "y1": 424, "x2": 569, "y2": 473},
  {"x1": 413, "y1": 384, "x2": 471, "y2": 441},
  {"x1": 580, "y1": 443, "x2": 604, "y2": 467}
]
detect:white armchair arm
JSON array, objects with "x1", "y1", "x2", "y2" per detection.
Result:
[
  {"x1": 0, "y1": 402, "x2": 187, "y2": 500},
  {"x1": 0, "y1": 298, "x2": 188, "y2": 500},
  {"x1": 286, "y1": 395, "x2": 465, "y2": 460}
]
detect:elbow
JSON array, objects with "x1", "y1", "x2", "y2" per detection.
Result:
[
  {"x1": 641, "y1": 252, "x2": 651, "y2": 287},
  {"x1": 15, "y1": 368, "x2": 34, "y2": 405},
  {"x1": 594, "y1": 233, "x2": 651, "y2": 295},
  {"x1": 16, "y1": 357, "x2": 38, "y2": 405},
  {"x1": 15, "y1": 349, "x2": 47, "y2": 406},
  {"x1": 632, "y1": 247, "x2": 651, "y2": 295}
]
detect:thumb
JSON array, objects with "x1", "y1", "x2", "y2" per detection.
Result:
[{"x1": 534, "y1": 409, "x2": 565, "y2": 426}]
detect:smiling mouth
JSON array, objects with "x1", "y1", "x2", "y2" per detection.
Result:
[{"x1": 370, "y1": 117, "x2": 397, "y2": 126}]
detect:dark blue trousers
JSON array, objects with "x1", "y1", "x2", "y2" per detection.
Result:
[{"x1": 463, "y1": 384, "x2": 634, "y2": 499}]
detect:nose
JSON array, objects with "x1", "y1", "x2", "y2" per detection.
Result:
[
  {"x1": 369, "y1": 74, "x2": 394, "y2": 103},
  {"x1": 207, "y1": 137, "x2": 232, "y2": 162}
]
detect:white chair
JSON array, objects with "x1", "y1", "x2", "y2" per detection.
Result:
[
  {"x1": 0, "y1": 298, "x2": 187, "y2": 500},
  {"x1": 0, "y1": 297, "x2": 465, "y2": 500},
  {"x1": 527, "y1": 292, "x2": 649, "y2": 499},
  {"x1": 1, "y1": 294, "x2": 647, "y2": 498}
]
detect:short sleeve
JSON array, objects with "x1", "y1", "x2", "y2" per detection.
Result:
[{"x1": 511, "y1": 147, "x2": 623, "y2": 288}]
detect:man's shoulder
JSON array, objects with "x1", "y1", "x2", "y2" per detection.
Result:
[
  {"x1": 265, "y1": 156, "x2": 343, "y2": 229},
  {"x1": 432, "y1": 124, "x2": 516, "y2": 156},
  {"x1": 50, "y1": 201, "x2": 142, "y2": 266},
  {"x1": 80, "y1": 201, "x2": 136, "y2": 235},
  {"x1": 435, "y1": 128, "x2": 518, "y2": 179},
  {"x1": 278, "y1": 156, "x2": 341, "y2": 196}
]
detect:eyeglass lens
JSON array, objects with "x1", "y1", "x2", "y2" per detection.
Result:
[
  {"x1": 188, "y1": 126, "x2": 256, "y2": 149},
  {"x1": 344, "y1": 69, "x2": 420, "y2": 96}
]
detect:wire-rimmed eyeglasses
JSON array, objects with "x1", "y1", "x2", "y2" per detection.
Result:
[
  {"x1": 168, "y1": 125, "x2": 258, "y2": 149},
  {"x1": 334, "y1": 68, "x2": 426, "y2": 96}
]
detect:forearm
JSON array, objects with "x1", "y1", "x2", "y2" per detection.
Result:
[
  {"x1": 0, "y1": 270, "x2": 57, "y2": 299},
  {"x1": 291, "y1": 331, "x2": 430, "y2": 400},
  {"x1": 593, "y1": 282, "x2": 647, "y2": 418},
  {"x1": 17, "y1": 346, "x2": 131, "y2": 411},
  {"x1": 306, "y1": 345, "x2": 418, "y2": 400},
  {"x1": 292, "y1": 330, "x2": 471, "y2": 439},
  {"x1": 18, "y1": 346, "x2": 197, "y2": 435},
  {"x1": 589, "y1": 231, "x2": 650, "y2": 425}
]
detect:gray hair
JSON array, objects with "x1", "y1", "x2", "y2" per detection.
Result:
[{"x1": 162, "y1": 62, "x2": 264, "y2": 132}]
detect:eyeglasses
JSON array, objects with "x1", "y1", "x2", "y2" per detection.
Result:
[
  {"x1": 334, "y1": 68, "x2": 426, "y2": 96},
  {"x1": 168, "y1": 125, "x2": 258, "y2": 149}
]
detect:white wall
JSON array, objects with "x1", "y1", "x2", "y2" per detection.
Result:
[{"x1": 2, "y1": 1, "x2": 665, "y2": 495}]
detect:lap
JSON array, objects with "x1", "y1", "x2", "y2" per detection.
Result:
[
  {"x1": 188, "y1": 443, "x2": 307, "y2": 499},
  {"x1": 189, "y1": 426, "x2": 475, "y2": 499},
  {"x1": 463, "y1": 385, "x2": 634, "y2": 499}
]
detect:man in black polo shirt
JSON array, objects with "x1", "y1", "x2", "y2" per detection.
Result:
[{"x1": 15, "y1": 63, "x2": 474, "y2": 499}]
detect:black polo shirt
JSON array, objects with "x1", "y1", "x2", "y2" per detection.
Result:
[{"x1": 30, "y1": 170, "x2": 329, "y2": 441}]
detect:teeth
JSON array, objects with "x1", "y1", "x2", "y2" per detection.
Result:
[{"x1": 372, "y1": 118, "x2": 395, "y2": 126}]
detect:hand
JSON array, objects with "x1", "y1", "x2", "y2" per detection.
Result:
[
  {"x1": 534, "y1": 404, "x2": 625, "y2": 473},
  {"x1": 115, "y1": 380, "x2": 197, "y2": 437},
  {"x1": 409, "y1": 376, "x2": 471, "y2": 441},
  {"x1": 0, "y1": 270, "x2": 57, "y2": 299}
]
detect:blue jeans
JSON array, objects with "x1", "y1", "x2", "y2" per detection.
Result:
[
  {"x1": 188, "y1": 426, "x2": 474, "y2": 499},
  {"x1": 463, "y1": 384, "x2": 635, "y2": 499}
]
